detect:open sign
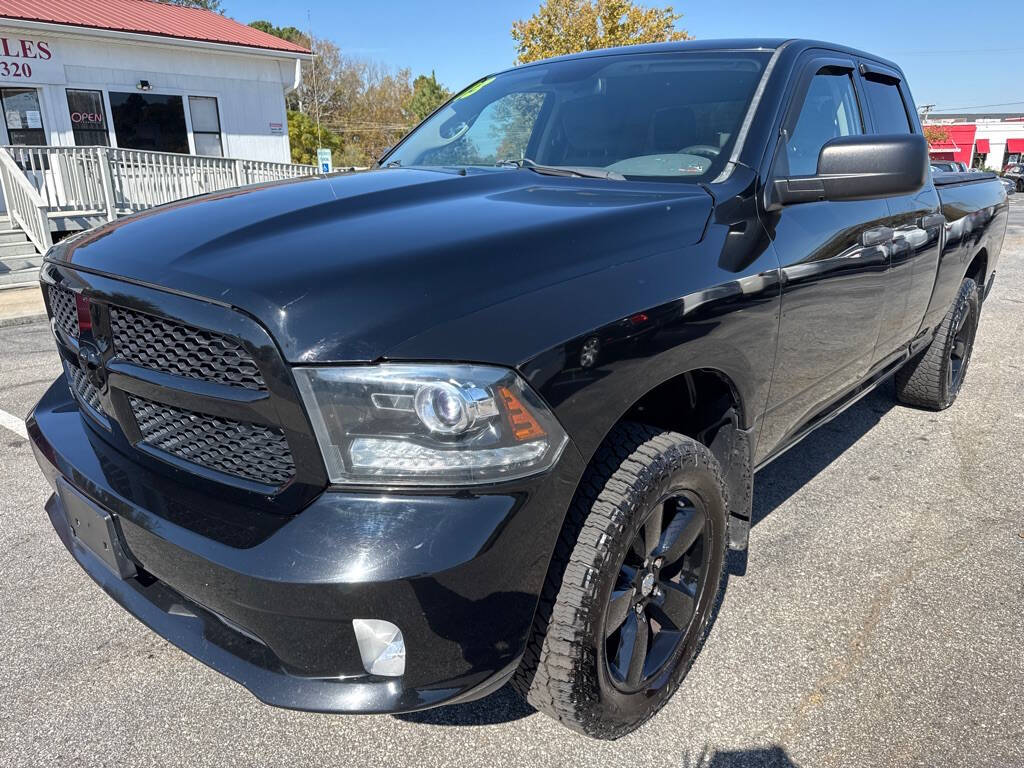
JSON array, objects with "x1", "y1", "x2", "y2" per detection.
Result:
[{"x1": 71, "y1": 111, "x2": 103, "y2": 125}]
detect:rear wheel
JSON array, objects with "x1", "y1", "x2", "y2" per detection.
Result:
[
  {"x1": 512, "y1": 423, "x2": 728, "y2": 739},
  {"x1": 895, "y1": 277, "x2": 980, "y2": 410}
]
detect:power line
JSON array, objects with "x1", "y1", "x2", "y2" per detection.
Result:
[
  {"x1": 893, "y1": 46, "x2": 1024, "y2": 55},
  {"x1": 931, "y1": 101, "x2": 1024, "y2": 112}
]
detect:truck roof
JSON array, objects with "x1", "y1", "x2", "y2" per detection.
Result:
[{"x1": 496, "y1": 38, "x2": 903, "y2": 79}]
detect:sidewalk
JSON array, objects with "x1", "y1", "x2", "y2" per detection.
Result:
[{"x1": 0, "y1": 286, "x2": 46, "y2": 328}]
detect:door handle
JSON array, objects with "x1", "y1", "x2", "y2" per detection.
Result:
[
  {"x1": 861, "y1": 226, "x2": 893, "y2": 247},
  {"x1": 919, "y1": 213, "x2": 945, "y2": 230}
]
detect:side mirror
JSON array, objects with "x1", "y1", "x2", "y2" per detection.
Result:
[{"x1": 768, "y1": 134, "x2": 929, "y2": 209}]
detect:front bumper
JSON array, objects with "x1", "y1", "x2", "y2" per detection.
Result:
[{"x1": 29, "y1": 376, "x2": 584, "y2": 713}]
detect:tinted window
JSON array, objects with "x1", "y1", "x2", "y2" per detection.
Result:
[
  {"x1": 66, "y1": 89, "x2": 109, "y2": 146},
  {"x1": 109, "y1": 92, "x2": 188, "y2": 153},
  {"x1": 784, "y1": 70, "x2": 863, "y2": 176},
  {"x1": 386, "y1": 52, "x2": 772, "y2": 182},
  {"x1": 863, "y1": 76, "x2": 912, "y2": 134}
]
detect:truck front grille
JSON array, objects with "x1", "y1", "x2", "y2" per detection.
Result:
[
  {"x1": 64, "y1": 361, "x2": 108, "y2": 422},
  {"x1": 48, "y1": 284, "x2": 79, "y2": 338},
  {"x1": 129, "y1": 395, "x2": 295, "y2": 485},
  {"x1": 110, "y1": 306, "x2": 266, "y2": 391}
]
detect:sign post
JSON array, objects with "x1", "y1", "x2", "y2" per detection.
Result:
[{"x1": 316, "y1": 148, "x2": 332, "y2": 174}]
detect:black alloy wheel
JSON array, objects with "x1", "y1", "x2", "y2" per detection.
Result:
[
  {"x1": 947, "y1": 297, "x2": 975, "y2": 395},
  {"x1": 604, "y1": 493, "x2": 709, "y2": 691},
  {"x1": 512, "y1": 423, "x2": 728, "y2": 739}
]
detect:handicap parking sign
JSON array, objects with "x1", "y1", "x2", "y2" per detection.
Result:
[{"x1": 317, "y1": 148, "x2": 333, "y2": 174}]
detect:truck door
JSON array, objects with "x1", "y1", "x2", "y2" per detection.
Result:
[
  {"x1": 858, "y1": 62, "x2": 943, "y2": 362},
  {"x1": 756, "y1": 55, "x2": 892, "y2": 459}
]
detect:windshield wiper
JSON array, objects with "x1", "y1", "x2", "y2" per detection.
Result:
[{"x1": 495, "y1": 157, "x2": 624, "y2": 181}]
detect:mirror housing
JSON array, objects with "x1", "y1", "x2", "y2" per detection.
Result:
[{"x1": 768, "y1": 133, "x2": 929, "y2": 209}]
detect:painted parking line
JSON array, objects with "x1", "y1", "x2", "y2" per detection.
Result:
[{"x1": 0, "y1": 408, "x2": 28, "y2": 440}]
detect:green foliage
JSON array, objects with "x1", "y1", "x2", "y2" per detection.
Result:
[
  {"x1": 248, "y1": 20, "x2": 310, "y2": 48},
  {"x1": 155, "y1": 0, "x2": 224, "y2": 12},
  {"x1": 287, "y1": 109, "x2": 342, "y2": 166},
  {"x1": 512, "y1": 0, "x2": 689, "y2": 64},
  {"x1": 256, "y1": 18, "x2": 455, "y2": 165},
  {"x1": 408, "y1": 71, "x2": 451, "y2": 123}
]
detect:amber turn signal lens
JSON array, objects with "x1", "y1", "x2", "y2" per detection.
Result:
[{"x1": 499, "y1": 386, "x2": 546, "y2": 441}]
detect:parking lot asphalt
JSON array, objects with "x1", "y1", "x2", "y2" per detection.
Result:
[{"x1": 1, "y1": 203, "x2": 1022, "y2": 768}]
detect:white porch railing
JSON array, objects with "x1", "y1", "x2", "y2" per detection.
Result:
[
  {"x1": 3, "y1": 145, "x2": 318, "y2": 223},
  {"x1": 0, "y1": 148, "x2": 52, "y2": 252}
]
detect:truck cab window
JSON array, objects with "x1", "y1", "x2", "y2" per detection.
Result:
[
  {"x1": 784, "y1": 70, "x2": 863, "y2": 176},
  {"x1": 862, "y1": 76, "x2": 912, "y2": 134}
]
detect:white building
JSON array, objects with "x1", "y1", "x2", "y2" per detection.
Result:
[
  {"x1": 926, "y1": 112, "x2": 1024, "y2": 170},
  {"x1": 0, "y1": 0, "x2": 310, "y2": 163}
]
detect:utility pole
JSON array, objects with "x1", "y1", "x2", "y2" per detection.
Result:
[{"x1": 308, "y1": 10, "x2": 322, "y2": 149}]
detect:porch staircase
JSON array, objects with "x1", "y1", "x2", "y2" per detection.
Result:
[{"x1": 0, "y1": 216, "x2": 42, "y2": 290}]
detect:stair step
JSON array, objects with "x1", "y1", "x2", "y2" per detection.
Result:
[
  {"x1": 0, "y1": 230, "x2": 29, "y2": 244},
  {"x1": 0, "y1": 241, "x2": 38, "y2": 257},
  {"x1": 1, "y1": 253, "x2": 42, "y2": 272},
  {"x1": 0, "y1": 267, "x2": 40, "y2": 288}
]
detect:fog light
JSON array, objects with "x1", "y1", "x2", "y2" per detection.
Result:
[{"x1": 352, "y1": 619, "x2": 406, "y2": 677}]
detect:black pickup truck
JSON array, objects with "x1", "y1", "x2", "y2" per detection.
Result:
[{"x1": 29, "y1": 39, "x2": 1007, "y2": 739}]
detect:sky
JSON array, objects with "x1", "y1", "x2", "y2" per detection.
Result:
[{"x1": 225, "y1": 0, "x2": 1024, "y2": 115}]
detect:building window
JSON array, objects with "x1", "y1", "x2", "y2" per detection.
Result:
[
  {"x1": 66, "y1": 89, "x2": 110, "y2": 146},
  {"x1": 189, "y1": 96, "x2": 223, "y2": 156},
  {"x1": 1, "y1": 87, "x2": 46, "y2": 145},
  {"x1": 109, "y1": 92, "x2": 188, "y2": 154}
]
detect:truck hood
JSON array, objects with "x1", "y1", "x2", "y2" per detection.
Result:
[{"x1": 51, "y1": 168, "x2": 712, "y2": 364}]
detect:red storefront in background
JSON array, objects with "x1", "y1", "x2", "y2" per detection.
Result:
[{"x1": 928, "y1": 124, "x2": 977, "y2": 164}]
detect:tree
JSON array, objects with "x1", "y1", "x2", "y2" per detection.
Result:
[
  {"x1": 248, "y1": 20, "x2": 309, "y2": 48},
  {"x1": 511, "y1": 0, "x2": 689, "y2": 64},
  {"x1": 156, "y1": 0, "x2": 223, "y2": 12},
  {"x1": 408, "y1": 71, "x2": 451, "y2": 123},
  {"x1": 922, "y1": 124, "x2": 949, "y2": 146},
  {"x1": 287, "y1": 109, "x2": 342, "y2": 166}
]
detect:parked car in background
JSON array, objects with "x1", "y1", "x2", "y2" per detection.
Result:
[
  {"x1": 931, "y1": 161, "x2": 958, "y2": 172},
  {"x1": 1003, "y1": 163, "x2": 1024, "y2": 192},
  {"x1": 29, "y1": 38, "x2": 1008, "y2": 740},
  {"x1": 999, "y1": 176, "x2": 1017, "y2": 195}
]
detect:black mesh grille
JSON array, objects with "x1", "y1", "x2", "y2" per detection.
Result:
[
  {"x1": 110, "y1": 307, "x2": 266, "y2": 391},
  {"x1": 64, "y1": 362, "x2": 108, "y2": 420},
  {"x1": 129, "y1": 395, "x2": 294, "y2": 485},
  {"x1": 49, "y1": 285, "x2": 79, "y2": 338}
]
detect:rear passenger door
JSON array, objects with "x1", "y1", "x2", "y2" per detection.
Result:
[
  {"x1": 858, "y1": 62, "x2": 943, "y2": 362},
  {"x1": 757, "y1": 55, "x2": 893, "y2": 458}
]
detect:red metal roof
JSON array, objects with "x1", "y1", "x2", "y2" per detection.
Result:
[
  {"x1": 0, "y1": 0, "x2": 310, "y2": 55},
  {"x1": 975, "y1": 139, "x2": 990, "y2": 154}
]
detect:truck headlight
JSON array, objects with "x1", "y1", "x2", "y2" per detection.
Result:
[{"x1": 293, "y1": 364, "x2": 568, "y2": 485}]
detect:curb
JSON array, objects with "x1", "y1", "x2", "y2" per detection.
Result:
[{"x1": 0, "y1": 313, "x2": 47, "y2": 329}]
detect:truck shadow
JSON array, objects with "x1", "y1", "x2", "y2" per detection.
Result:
[{"x1": 397, "y1": 385, "x2": 897, "y2": 730}]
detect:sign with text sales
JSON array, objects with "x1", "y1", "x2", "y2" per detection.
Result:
[{"x1": 0, "y1": 37, "x2": 64, "y2": 84}]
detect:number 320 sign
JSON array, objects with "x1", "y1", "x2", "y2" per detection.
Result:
[{"x1": 0, "y1": 38, "x2": 60, "y2": 83}]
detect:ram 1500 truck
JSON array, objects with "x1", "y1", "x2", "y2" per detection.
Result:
[{"x1": 29, "y1": 39, "x2": 1007, "y2": 739}]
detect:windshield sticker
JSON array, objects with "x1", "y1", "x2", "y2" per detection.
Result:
[{"x1": 455, "y1": 77, "x2": 495, "y2": 101}]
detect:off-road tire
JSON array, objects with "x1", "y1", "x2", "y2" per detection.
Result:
[
  {"x1": 511, "y1": 422, "x2": 729, "y2": 739},
  {"x1": 895, "y1": 277, "x2": 980, "y2": 410}
]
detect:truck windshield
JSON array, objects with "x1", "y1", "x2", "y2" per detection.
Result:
[{"x1": 383, "y1": 50, "x2": 772, "y2": 182}]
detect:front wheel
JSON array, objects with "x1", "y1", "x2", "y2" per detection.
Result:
[
  {"x1": 512, "y1": 423, "x2": 728, "y2": 739},
  {"x1": 895, "y1": 277, "x2": 980, "y2": 410}
]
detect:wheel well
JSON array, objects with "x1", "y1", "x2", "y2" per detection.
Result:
[
  {"x1": 966, "y1": 249, "x2": 988, "y2": 295},
  {"x1": 622, "y1": 369, "x2": 742, "y2": 447},
  {"x1": 620, "y1": 369, "x2": 753, "y2": 550}
]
